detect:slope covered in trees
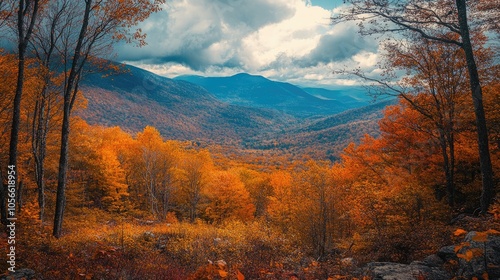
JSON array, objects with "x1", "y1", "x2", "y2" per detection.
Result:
[
  {"x1": 80, "y1": 64, "x2": 297, "y2": 145},
  {"x1": 79, "y1": 63, "x2": 390, "y2": 155}
]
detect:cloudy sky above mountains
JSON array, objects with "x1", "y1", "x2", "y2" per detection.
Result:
[{"x1": 117, "y1": 0, "x2": 381, "y2": 87}]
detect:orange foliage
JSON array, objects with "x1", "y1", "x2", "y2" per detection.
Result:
[{"x1": 204, "y1": 171, "x2": 255, "y2": 223}]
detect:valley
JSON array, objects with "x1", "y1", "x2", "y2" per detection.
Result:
[{"x1": 80, "y1": 63, "x2": 391, "y2": 160}]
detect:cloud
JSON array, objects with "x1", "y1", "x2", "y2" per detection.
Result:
[
  {"x1": 116, "y1": 0, "x2": 295, "y2": 70},
  {"x1": 117, "y1": 0, "x2": 382, "y2": 87},
  {"x1": 297, "y1": 23, "x2": 377, "y2": 67}
]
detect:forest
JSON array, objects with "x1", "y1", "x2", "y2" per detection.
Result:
[{"x1": 0, "y1": 0, "x2": 499, "y2": 279}]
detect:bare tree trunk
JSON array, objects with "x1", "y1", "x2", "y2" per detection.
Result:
[
  {"x1": 438, "y1": 129, "x2": 455, "y2": 207},
  {"x1": 53, "y1": 0, "x2": 91, "y2": 238},
  {"x1": 456, "y1": 0, "x2": 494, "y2": 214},
  {"x1": 32, "y1": 85, "x2": 49, "y2": 221},
  {"x1": 53, "y1": 101, "x2": 70, "y2": 237},
  {"x1": 4, "y1": 0, "x2": 40, "y2": 225}
]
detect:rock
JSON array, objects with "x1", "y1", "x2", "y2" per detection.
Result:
[
  {"x1": 456, "y1": 231, "x2": 500, "y2": 279},
  {"x1": 365, "y1": 262, "x2": 450, "y2": 280},
  {"x1": 0, "y1": 268, "x2": 36, "y2": 280},
  {"x1": 437, "y1": 245, "x2": 457, "y2": 262},
  {"x1": 422, "y1": 254, "x2": 444, "y2": 267}
]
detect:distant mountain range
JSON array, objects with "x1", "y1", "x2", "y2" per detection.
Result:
[
  {"x1": 79, "y1": 63, "x2": 395, "y2": 159},
  {"x1": 80, "y1": 65, "x2": 296, "y2": 143},
  {"x1": 175, "y1": 73, "x2": 371, "y2": 118}
]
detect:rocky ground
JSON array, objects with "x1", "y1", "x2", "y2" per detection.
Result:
[{"x1": 360, "y1": 230, "x2": 500, "y2": 280}]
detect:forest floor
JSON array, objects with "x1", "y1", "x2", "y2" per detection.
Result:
[
  {"x1": 0, "y1": 208, "x2": 354, "y2": 279},
  {"x1": 1, "y1": 206, "x2": 498, "y2": 279}
]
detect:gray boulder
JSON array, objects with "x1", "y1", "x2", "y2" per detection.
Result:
[
  {"x1": 437, "y1": 245, "x2": 458, "y2": 262},
  {"x1": 455, "y1": 231, "x2": 500, "y2": 279},
  {"x1": 357, "y1": 230, "x2": 500, "y2": 279},
  {"x1": 365, "y1": 262, "x2": 450, "y2": 280},
  {"x1": 421, "y1": 254, "x2": 444, "y2": 267}
]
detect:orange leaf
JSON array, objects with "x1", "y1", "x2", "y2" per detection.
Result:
[
  {"x1": 236, "y1": 269, "x2": 245, "y2": 280},
  {"x1": 458, "y1": 250, "x2": 475, "y2": 262},
  {"x1": 454, "y1": 242, "x2": 470, "y2": 253},
  {"x1": 218, "y1": 270, "x2": 228, "y2": 278},
  {"x1": 473, "y1": 232, "x2": 489, "y2": 242},
  {"x1": 454, "y1": 228, "x2": 467, "y2": 236},
  {"x1": 486, "y1": 229, "x2": 500, "y2": 235}
]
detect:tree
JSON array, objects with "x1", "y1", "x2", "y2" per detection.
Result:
[
  {"x1": 92, "y1": 127, "x2": 131, "y2": 213},
  {"x1": 338, "y1": 136, "x2": 449, "y2": 262},
  {"x1": 204, "y1": 170, "x2": 255, "y2": 224},
  {"x1": 297, "y1": 161, "x2": 336, "y2": 258},
  {"x1": 0, "y1": 52, "x2": 18, "y2": 225},
  {"x1": 333, "y1": 0, "x2": 496, "y2": 213},
  {"x1": 234, "y1": 168, "x2": 272, "y2": 218},
  {"x1": 267, "y1": 170, "x2": 297, "y2": 232},
  {"x1": 380, "y1": 37, "x2": 479, "y2": 206},
  {"x1": 27, "y1": 0, "x2": 72, "y2": 220},
  {"x1": 127, "y1": 126, "x2": 178, "y2": 219},
  {"x1": 177, "y1": 150, "x2": 213, "y2": 223},
  {"x1": 3, "y1": 0, "x2": 40, "y2": 225},
  {"x1": 52, "y1": 0, "x2": 164, "y2": 238}
]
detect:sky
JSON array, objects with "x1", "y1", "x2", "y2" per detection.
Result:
[{"x1": 117, "y1": 0, "x2": 381, "y2": 88}]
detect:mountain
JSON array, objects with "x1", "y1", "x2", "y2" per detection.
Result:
[
  {"x1": 79, "y1": 64, "x2": 297, "y2": 143},
  {"x1": 246, "y1": 99, "x2": 397, "y2": 161},
  {"x1": 175, "y1": 73, "x2": 362, "y2": 118},
  {"x1": 78, "y1": 63, "x2": 394, "y2": 159},
  {"x1": 301, "y1": 86, "x2": 372, "y2": 107}
]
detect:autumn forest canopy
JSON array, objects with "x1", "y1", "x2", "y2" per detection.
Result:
[{"x1": 0, "y1": 0, "x2": 499, "y2": 279}]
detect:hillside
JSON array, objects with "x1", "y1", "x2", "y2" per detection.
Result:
[
  {"x1": 302, "y1": 86, "x2": 372, "y2": 107},
  {"x1": 175, "y1": 73, "x2": 357, "y2": 118},
  {"x1": 78, "y1": 64, "x2": 393, "y2": 159},
  {"x1": 246, "y1": 99, "x2": 397, "y2": 160},
  {"x1": 79, "y1": 64, "x2": 297, "y2": 144}
]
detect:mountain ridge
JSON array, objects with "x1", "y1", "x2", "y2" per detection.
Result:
[
  {"x1": 174, "y1": 73, "x2": 363, "y2": 118},
  {"x1": 79, "y1": 63, "x2": 392, "y2": 159},
  {"x1": 80, "y1": 64, "x2": 297, "y2": 144}
]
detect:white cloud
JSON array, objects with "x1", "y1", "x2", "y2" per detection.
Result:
[
  {"x1": 353, "y1": 51, "x2": 378, "y2": 68},
  {"x1": 117, "y1": 0, "x2": 382, "y2": 87}
]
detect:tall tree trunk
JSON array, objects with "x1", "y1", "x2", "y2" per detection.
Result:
[
  {"x1": 53, "y1": 0, "x2": 92, "y2": 238},
  {"x1": 4, "y1": 0, "x2": 40, "y2": 225},
  {"x1": 53, "y1": 101, "x2": 70, "y2": 237},
  {"x1": 438, "y1": 129, "x2": 455, "y2": 207},
  {"x1": 32, "y1": 87, "x2": 48, "y2": 221},
  {"x1": 456, "y1": 0, "x2": 494, "y2": 214}
]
